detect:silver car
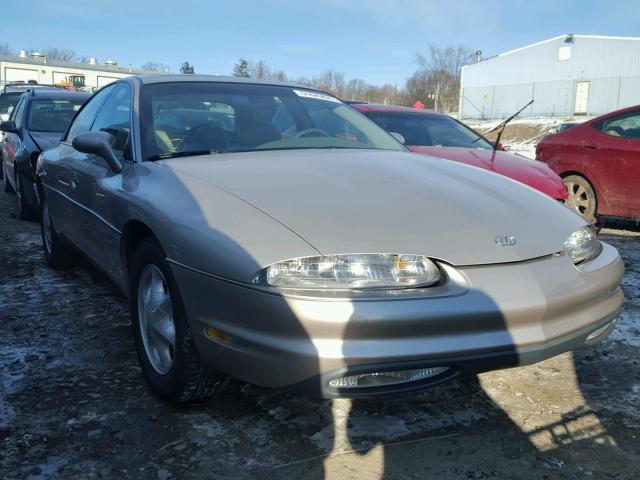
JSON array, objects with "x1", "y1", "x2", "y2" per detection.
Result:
[{"x1": 36, "y1": 75, "x2": 624, "y2": 402}]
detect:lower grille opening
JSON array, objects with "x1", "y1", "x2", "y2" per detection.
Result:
[{"x1": 328, "y1": 367, "x2": 450, "y2": 390}]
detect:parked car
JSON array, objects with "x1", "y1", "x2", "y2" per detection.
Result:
[
  {"x1": 0, "y1": 88, "x2": 90, "y2": 219},
  {"x1": 351, "y1": 104, "x2": 567, "y2": 201},
  {"x1": 556, "y1": 121, "x2": 580, "y2": 133},
  {"x1": 536, "y1": 105, "x2": 640, "y2": 222},
  {"x1": 37, "y1": 75, "x2": 623, "y2": 402},
  {"x1": 0, "y1": 83, "x2": 65, "y2": 180}
]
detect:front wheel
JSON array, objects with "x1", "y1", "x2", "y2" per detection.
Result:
[
  {"x1": 40, "y1": 195, "x2": 77, "y2": 268},
  {"x1": 16, "y1": 172, "x2": 36, "y2": 220},
  {"x1": 3, "y1": 161, "x2": 12, "y2": 193},
  {"x1": 563, "y1": 174, "x2": 597, "y2": 223},
  {"x1": 130, "y1": 238, "x2": 220, "y2": 403}
]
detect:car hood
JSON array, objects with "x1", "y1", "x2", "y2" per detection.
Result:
[
  {"x1": 408, "y1": 146, "x2": 567, "y2": 200},
  {"x1": 29, "y1": 131, "x2": 63, "y2": 151},
  {"x1": 161, "y1": 149, "x2": 585, "y2": 266}
]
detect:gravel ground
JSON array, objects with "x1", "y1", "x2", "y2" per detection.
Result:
[{"x1": 0, "y1": 189, "x2": 639, "y2": 480}]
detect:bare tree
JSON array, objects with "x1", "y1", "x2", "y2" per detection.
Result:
[
  {"x1": 41, "y1": 47, "x2": 77, "y2": 61},
  {"x1": 310, "y1": 70, "x2": 346, "y2": 96},
  {"x1": 142, "y1": 61, "x2": 170, "y2": 72},
  {"x1": 0, "y1": 41, "x2": 12, "y2": 56},
  {"x1": 409, "y1": 44, "x2": 475, "y2": 112},
  {"x1": 248, "y1": 59, "x2": 288, "y2": 82}
]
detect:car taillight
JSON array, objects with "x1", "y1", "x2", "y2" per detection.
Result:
[{"x1": 535, "y1": 143, "x2": 542, "y2": 159}]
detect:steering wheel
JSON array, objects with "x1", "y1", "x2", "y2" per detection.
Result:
[
  {"x1": 181, "y1": 123, "x2": 230, "y2": 151},
  {"x1": 294, "y1": 128, "x2": 330, "y2": 138}
]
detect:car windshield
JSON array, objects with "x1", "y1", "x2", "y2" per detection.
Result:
[
  {"x1": 365, "y1": 112, "x2": 493, "y2": 149},
  {"x1": 0, "y1": 93, "x2": 21, "y2": 116},
  {"x1": 28, "y1": 98, "x2": 86, "y2": 132},
  {"x1": 140, "y1": 82, "x2": 404, "y2": 160}
]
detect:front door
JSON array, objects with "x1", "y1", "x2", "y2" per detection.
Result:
[
  {"x1": 72, "y1": 82, "x2": 133, "y2": 276},
  {"x1": 573, "y1": 81, "x2": 590, "y2": 115}
]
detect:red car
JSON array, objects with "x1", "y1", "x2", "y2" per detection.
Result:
[
  {"x1": 353, "y1": 104, "x2": 567, "y2": 201},
  {"x1": 536, "y1": 105, "x2": 640, "y2": 222}
]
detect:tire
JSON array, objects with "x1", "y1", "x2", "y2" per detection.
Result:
[
  {"x1": 3, "y1": 161, "x2": 12, "y2": 193},
  {"x1": 16, "y1": 171, "x2": 36, "y2": 221},
  {"x1": 130, "y1": 237, "x2": 220, "y2": 403},
  {"x1": 563, "y1": 174, "x2": 597, "y2": 223},
  {"x1": 40, "y1": 195, "x2": 77, "y2": 268}
]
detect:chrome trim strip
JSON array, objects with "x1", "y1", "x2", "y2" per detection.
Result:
[{"x1": 43, "y1": 183, "x2": 121, "y2": 234}]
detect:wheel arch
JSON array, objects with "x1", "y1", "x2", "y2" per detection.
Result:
[
  {"x1": 120, "y1": 220, "x2": 162, "y2": 284},
  {"x1": 559, "y1": 170, "x2": 600, "y2": 206}
]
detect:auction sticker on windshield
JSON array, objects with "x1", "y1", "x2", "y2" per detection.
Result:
[{"x1": 293, "y1": 89, "x2": 341, "y2": 103}]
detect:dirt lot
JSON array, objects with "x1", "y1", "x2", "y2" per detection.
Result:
[{"x1": 1, "y1": 189, "x2": 639, "y2": 480}]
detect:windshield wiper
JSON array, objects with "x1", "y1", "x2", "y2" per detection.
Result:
[
  {"x1": 481, "y1": 100, "x2": 535, "y2": 150},
  {"x1": 148, "y1": 150, "x2": 223, "y2": 161}
]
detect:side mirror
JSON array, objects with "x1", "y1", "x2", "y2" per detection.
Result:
[
  {"x1": 497, "y1": 142, "x2": 510, "y2": 151},
  {"x1": 72, "y1": 131, "x2": 123, "y2": 173},
  {"x1": 0, "y1": 120, "x2": 17, "y2": 133},
  {"x1": 389, "y1": 132, "x2": 406, "y2": 144}
]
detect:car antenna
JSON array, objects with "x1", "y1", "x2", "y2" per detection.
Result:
[{"x1": 485, "y1": 99, "x2": 534, "y2": 151}]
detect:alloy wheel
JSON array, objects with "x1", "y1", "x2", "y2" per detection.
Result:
[
  {"x1": 137, "y1": 264, "x2": 176, "y2": 375},
  {"x1": 563, "y1": 175, "x2": 596, "y2": 220}
]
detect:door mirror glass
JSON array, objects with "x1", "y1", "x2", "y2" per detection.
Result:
[
  {"x1": 0, "y1": 120, "x2": 17, "y2": 132},
  {"x1": 72, "y1": 131, "x2": 123, "y2": 173}
]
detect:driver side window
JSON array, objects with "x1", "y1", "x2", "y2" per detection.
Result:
[
  {"x1": 601, "y1": 111, "x2": 640, "y2": 139},
  {"x1": 90, "y1": 83, "x2": 133, "y2": 159},
  {"x1": 67, "y1": 85, "x2": 115, "y2": 140}
]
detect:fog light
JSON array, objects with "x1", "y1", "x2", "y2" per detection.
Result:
[{"x1": 328, "y1": 367, "x2": 449, "y2": 389}]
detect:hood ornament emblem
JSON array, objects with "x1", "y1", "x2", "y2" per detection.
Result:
[{"x1": 495, "y1": 234, "x2": 516, "y2": 247}]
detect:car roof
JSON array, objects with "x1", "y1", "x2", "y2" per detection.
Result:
[
  {"x1": 2, "y1": 83, "x2": 64, "y2": 93},
  {"x1": 590, "y1": 104, "x2": 640, "y2": 122},
  {"x1": 128, "y1": 74, "x2": 315, "y2": 90},
  {"x1": 26, "y1": 90, "x2": 91, "y2": 101},
  {"x1": 351, "y1": 103, "x2": 444, "y2": 116}
]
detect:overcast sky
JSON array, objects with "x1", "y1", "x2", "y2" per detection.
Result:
[{"x1": 2, "y1": 0, "x2": 640, "y2": 85}]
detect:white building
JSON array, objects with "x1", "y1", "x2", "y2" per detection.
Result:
[
  {"x1": 459, "y1": 34, "x2": 640, "y2": 119},
  {"x1": 0, "y1": 51, "x2": 160, "y2": 89}
]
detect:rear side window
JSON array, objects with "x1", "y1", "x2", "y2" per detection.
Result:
[
  {"x1": 66, "y1": 85, "x2": 115, "y2": 140},
  {"x1": 91, "y1": 83, "x2": 133, "y2": 159},
  {"x1": 28, "y1": 99, "x2": 86, "y2": 133},
  {"x1": 600, "y1": 111, "x2": 640, "y2": 139},
  {"x1": 0, "y1": 93, "x2": 20, "y2": 116}
]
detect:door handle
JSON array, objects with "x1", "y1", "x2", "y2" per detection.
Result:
[
  {"x1": 583, "y1": 144, "x2": 599, "y2": 150},
  {"x1": 58, "y1": 177, "x2": 78, "y2": 189}
]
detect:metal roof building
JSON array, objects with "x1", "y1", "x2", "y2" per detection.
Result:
[
  {"x1": 459, "y1": 34, "x2": 640, "y2": 119},
  {"x1": 0, "y1": 51, "x2": 159, "y2": 89}
]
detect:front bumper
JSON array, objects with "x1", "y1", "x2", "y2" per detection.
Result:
[{"x1": 170, "y1": 242, "x2": 624, "y2": 398}]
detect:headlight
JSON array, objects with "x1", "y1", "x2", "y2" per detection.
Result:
[
  {"x1": 564, "y1": 226, "x2": 602, "y2": 265},
  {"x1": 253, "y1": 254, "x2": 441, "y2": 290}
]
